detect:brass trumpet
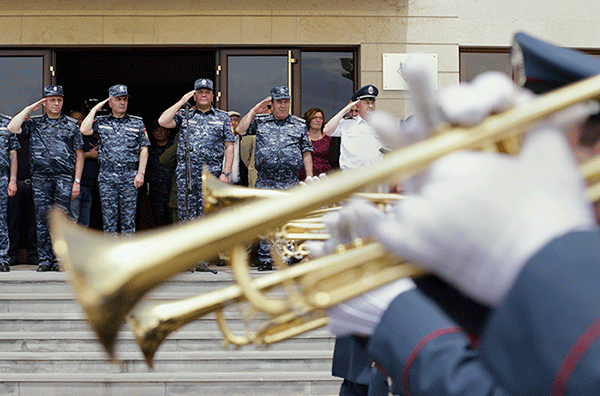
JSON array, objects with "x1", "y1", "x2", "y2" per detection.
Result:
[{"x1": 51, "y1": 73, "x2": 600, "y2": 360}]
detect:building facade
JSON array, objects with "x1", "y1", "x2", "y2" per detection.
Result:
[{"x1": 1, "y1": 0, "x2": 599, "y2": 121}]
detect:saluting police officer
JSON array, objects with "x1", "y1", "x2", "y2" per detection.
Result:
[
  {"x1": 8, "y1": 86, "x2": 84, "y2": 272},
  {"x1": 158, "y1": 78, "x2": 234, "y2": 223},
  {"x1": 0, "y1": 114, "x2": 19, "y2": 272},
  {"x1": 236, "y1": 86, "x2": 314, "y2": 270},
  {"x1": 80, "y1": 85, "x2": 149, "y2": 236}
]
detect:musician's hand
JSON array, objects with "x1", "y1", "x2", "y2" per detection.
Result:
[
  {"x1": 351, "y1": 126, "x2": 595, "y2": 307},
  {"x1": 305, "y1": 200, "x2": 416, "y2": 337}
]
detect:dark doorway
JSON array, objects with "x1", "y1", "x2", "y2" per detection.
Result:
[
  {"x1": 56, "y1": 48, "x2": 216, "y2": 128},
  {"x1": 55, "y1": 48, "x2": 216, "y2": 230}
]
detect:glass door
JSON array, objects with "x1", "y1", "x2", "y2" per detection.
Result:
[
  {"x1": 218, "y1": 49, "x2": 300, "y2": 115},
  {"x1": 0, "y1": 50, "x2": 52, "y2": 116}
]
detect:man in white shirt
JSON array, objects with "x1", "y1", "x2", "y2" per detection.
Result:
[{"x1": 323, "y1": 85, "x2": 385, "y2": 170}]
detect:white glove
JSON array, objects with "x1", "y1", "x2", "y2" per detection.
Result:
[
  {"x1": 351, "y1": 126, "x2": 595, "y2": 306},
  {"x1": 304, "y1": 200, "x2": 416, "y2": 337}
]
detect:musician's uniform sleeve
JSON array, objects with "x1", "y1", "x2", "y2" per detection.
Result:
[
  {"x1": 479, "y1": 230, "x2": 600, "y2": 396},
  {"x1": 367, "y1": 230, "x2": 600, "y2": 396},
  {"x1": 366, "y1": 289, "x2": 509, "y2": 396}
]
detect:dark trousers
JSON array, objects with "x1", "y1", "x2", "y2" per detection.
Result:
[{"x1": 8, "y1": 179, "x2": 37, "y2": 262}]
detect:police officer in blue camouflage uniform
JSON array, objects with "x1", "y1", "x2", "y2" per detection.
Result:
[
  {"x1": 81, "y1": 84, "x2": 150, "y2": 235},
  {"x1": 80, "y1": 85, "x2": 149, "y2": 236},
  {"x1": 236, "y1": 86, "x2": 313, "y2": 270},
  {"x1": 8, "y1": 85, "x2": 84, "y2": 272},
  {"x1": 0, "y1": 114, "x2": 19, "y2": 272},
  {"x1": 158, "y1": 78, "x2": 234, "y2": 223}
]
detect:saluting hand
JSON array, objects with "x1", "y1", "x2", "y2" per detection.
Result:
[
  {"x1": 93, "y1": 98, "x2": 110, "y2": 111},
  {"x1": 181, "y1": 90, "x2": 195, "y2": 105},
  {"x1": 253, "y1": 97, "x2": 272, "y2": 114},
  {"x1": 28, "y1": 98, "x2": 47, "y2": 113}
]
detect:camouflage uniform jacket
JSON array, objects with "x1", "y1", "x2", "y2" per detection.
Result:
[
  {"x1": 173, "y1": 107, "x2": 234, "y2": 175},
  {"x1": 0, "y1": 114, "x2": 20, "y2": 171},
  {"x1": 92, "y1": 113, "x2": 150, "y2": 172},
  {"x1": 21, "y1": 113, "x2": 83, "y2": 177},
  {"x1": 246, "y1": 113, "x2": 312, "y2": 176}
]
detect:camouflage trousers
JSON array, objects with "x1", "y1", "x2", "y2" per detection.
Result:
[
  {"x1": 98, "y1": 171, "x2": 137, "y2": 235},
  {"x1": 176, "y1": 167, "x2": 206, "y2": 223},
  {"x1": 32, "y1": 174, "x2": 72, "y2": 268},
  {"x1": 255, "y1": 173, "x2": 298, "y2": 266},
  {"x1": 0, "y1": 173, "x2": 9, "y2": 263}
]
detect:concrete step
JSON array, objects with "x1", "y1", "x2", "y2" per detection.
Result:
[
  {"x1": 0, "y1": 310, "x2": 331, "y2": 334},
  {"x1": 0, "y1": 331, "x2": 336, "y2": 353},
  {"x1": 0, "y1": 372, "x2": 341, "y2": 396},
  {"x1": 0, "y1": 267, "x2": 283, "y2": 294},
  {"x1": 0, "y1": 350, "x2": 334, "y2": 374},
  {"x1": 0, "y1": 267, "x2": 341, "y2": 396}
]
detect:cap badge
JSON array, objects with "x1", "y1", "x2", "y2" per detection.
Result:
[
  {"x1": 202, "y1": 79, "x2": 207, "y2": 85},
  {"x1": 368, "y1": 86, "x2": 374, "y2": 95},
  {"x1": 53, "y1": 87, "x2": 57, "y2": 91},
  {"x1": 119, "y1": 86, "x2": 125, "y2": 92}
]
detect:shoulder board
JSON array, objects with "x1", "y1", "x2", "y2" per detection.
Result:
[
  {"x1": 129, "y1": 114, "x2": 143, "y2": 120},
  {"x1": 214, "y1": 108, "x2": 227, "y2": 114},
  {"x1": 96, "y1": 115, "x2": 109, "y2": 119},
  {"x1": 0, "y1": 113, "x2": 11, "y2": 120},
  {"x1": 29, "y1": 115, "x2": 43, "y2": 119},
  {"x1": 255, "y1": 113, "x2": 270, "y2": 119},
  {"x1": 65, "y1": 115, "x2": 78, "y2": 123},
  {"x1": 291, "y1": 115, "x2": 305, "y2": 123}
]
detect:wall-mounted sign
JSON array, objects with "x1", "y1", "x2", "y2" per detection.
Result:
[{"x1": 382, "y1": 53, "x2": 438, "y2": 90}]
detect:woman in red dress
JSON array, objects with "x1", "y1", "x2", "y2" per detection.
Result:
[{"x1": 299, "y1": 107, "x2": 334, "y2": 181}]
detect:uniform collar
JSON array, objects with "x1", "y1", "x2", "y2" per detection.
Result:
[
  {"x1": 354, "y1": 114, "x2": 368, "y2": 124},
  {"x1": 108, "y1": 113, "x2": 130, "y2": 121},
  {"x1": 270, "y1": 114, "x2": 292, "y2": 124},
  {"x1": 194, "y1": 106, "x2": 215, "y2": 116},
  {"x1": 44, "y1": 113, "x2": 65, "y2": 121}
]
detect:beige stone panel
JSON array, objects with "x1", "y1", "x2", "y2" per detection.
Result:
[
  {"x1": 270, "y1": 0, "x2": 409, "y2": 16},
  {"x1": 231, "y1": 0, "x2": 276, "y2": 16},
  {"x1": 362, "y1": 43, "x2": 458, "y2": 73},
  {"x1": 21, "y1": 16, "x2": 104, "y2": 45},
  {"x1": 405, "y1": 17, "x2": 460, "y2": 44},
  {"x1": 271, "y1": 17, "x2": 298, "y2": 44},
  {"x1": 407, "y1": 0, "x2": 458, "y2": 17},
  {"x1": 359, "y1": 70, "x2": 383, "y2": 91},
  {"x1": 455, "y1": 0, "x2": 599, "y2": 25},
  {"x1": 545, "y1": 20, "x2": 600, "y2": 48},
  {"x1": 297, "y1": 16, "x2": 375, "y2": 45},
  {"x1": 102, "y1": 17, "x2": 156, "y2": 44},
  {"x1": 376, "y1": 17, "x2": 409, "y2": 46},
  {"x1": 2, "y1": 0, "x2": 232, "y2": 15},
  {"x1": 454, "y1": 19, "x2": 546, "y2": 46},
  {"x1": 156, "y1": 16, "x2": 241, "y2": 44},
  {"x1": 375, "y1": 97, "x2": 412, "y2": 119},
  {"x1": 438, "y1": 71, "x2": 459, "y2": 88},
  {"x1": 241, "y1": 16, "x2": 272, "y2": 44},
  {"x1": 0, "y1": 17, "x2": 22, "y2": 44}
]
